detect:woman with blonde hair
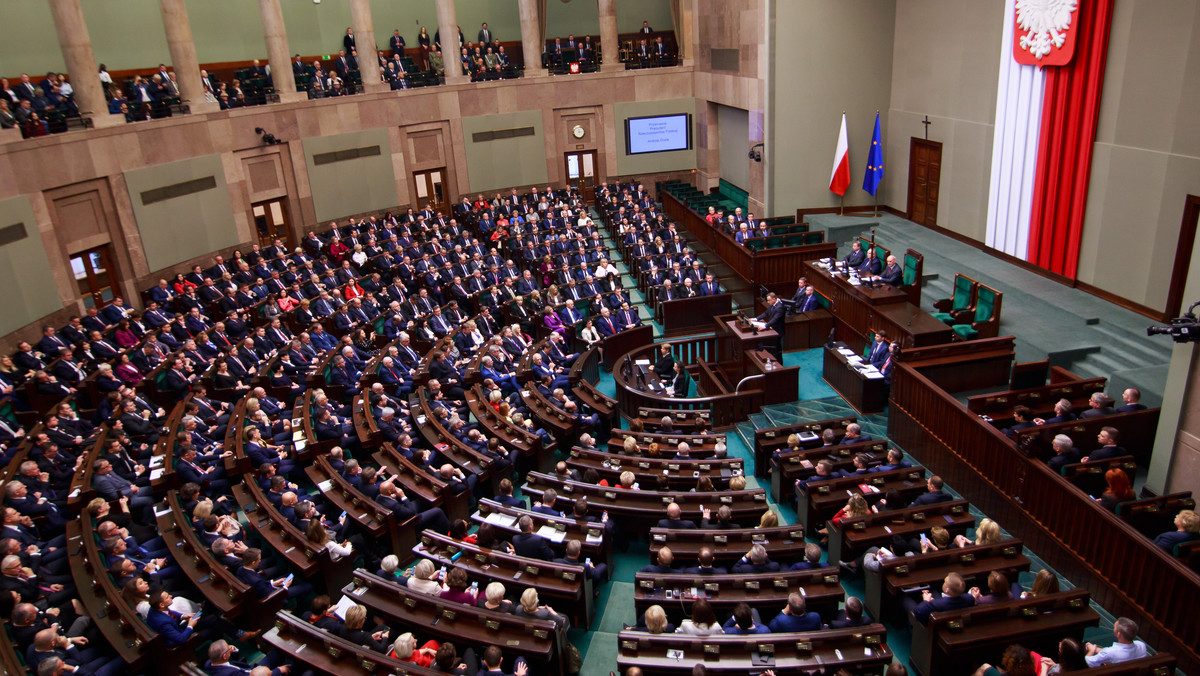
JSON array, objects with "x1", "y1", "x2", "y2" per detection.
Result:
[
  {"x1": 617, "y1": 470, "x2": 636, "y2": 489},
  {"x1": 514, "y1": 587, "x2": 568, "y2": 629},
  {"x1": 390, "y1": 632, "x2": 440, "y2": 667},
  {"x1": 406, "y1": 559, "x2": 445, "y2": 594},
  {"x1": 621, "y1": 436, "x2": 638, "y2": 455},
  {"x1": 729, "y1": 475, "x2": 747, "y2": 491},
  {"x1": 641, "y1": 604, "x2": 674, "y2": 634},
  {"x1": 341, "y1": 603, "x2": 390, "y2": 652},
  {"x1": 477, "y1": 581, "x2": 513, "y2": 613},
  {"x1": 759, "y1": 510, "x2": 779, "y2": 528}
]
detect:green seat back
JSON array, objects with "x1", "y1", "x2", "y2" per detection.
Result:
[
  {"x1": 975, "y1": 286, "x2": 997, "y2": 322},
  {"x1": 784, "y1": 234, "x2": 805, "y2": 247},
  {"x1": 903, "y1": 253, "x2": 920, "y2": 287},
  {"x1": 951, "y1": 275, "x2": 974, "y2": 311},
  {"x1": 747, "y1": 239, "x2": 765, "y2": 252},
  {"x1": 803, "y1": 232, "x2": 824, "y2": 245},
  {"x1": 789, "y1": 223, "x2": 809, "y2": 234},
  {"x1": 765, "y1": 236, "x2": 784, "y2": 249},
  {"x1": 815, "y1": 292, "x2": 831, "y2": 310}
]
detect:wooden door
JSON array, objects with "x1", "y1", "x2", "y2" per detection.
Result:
[
  {"x1": 565, "y1": 150, "x2": 597, "y2": 202},
  {"x1": 414, "y1": 169, "x2": 446, "y2": 211},
  {"x1": 251, "y1": 199, "x2": 292, "y2": 249},
  {"x1": 907, "y1": 138, "x2": 942, "y2": 227},
  {"x1": 69, "y1": 245, "x2": 120, "y2": 310}
]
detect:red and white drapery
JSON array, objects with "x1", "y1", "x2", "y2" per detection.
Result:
[{"x1": 985, "y1": 0, "x2": 1114, "y2": 279}]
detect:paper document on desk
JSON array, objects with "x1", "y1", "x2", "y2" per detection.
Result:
[
  {"x1": 150, "y1": 468, "x2": 164, "y2": 481},
  {"x1": 149, "y1": 455, "x2": 165, "y2": 468},
  {"x1": 634, "y1": 359, "x2": 650, "y2": 366},
  {"x1": 864, "y1": 371, "x2": 885, "y2": 379},
  {"x1": 487, "y1": 513, "x2": 518, "y2": 528},
  {"x1": 537, "y1": 525, "x2": 566, "y2": 542},
  {"x1": 332, "y1": 595, "x2": 358, "y2": 620},
  {"x1": 837, "y1": 348, "x2": 855, "y2": 356},
  {"x1": 846, "y1": 355, "x2": 863, "y2": 364},
  {"x1": 585, "y1": 532, "x2": 604, "y2": 544},
  {"x1": 848, "y1": 277, "x2": 862, "y2": 286}
]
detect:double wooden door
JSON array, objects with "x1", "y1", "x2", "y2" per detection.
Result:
[{"x1": 907, "y1": 138, "x2": 942, "y2": 227}]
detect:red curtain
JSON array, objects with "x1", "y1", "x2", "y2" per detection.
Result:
[{"x1": 1025, "y1": 0, "x2": 1115, "y2": 278}]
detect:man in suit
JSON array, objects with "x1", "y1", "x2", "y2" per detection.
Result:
[
  {"x1": 1046, "y1": 434, "x2": 1083, "y2": 473},
  {"x1": 639, "y1": 547, "x2": 677, "y2": 574},
  {"x1": 1002, "y1": 405, "x2": 1038, "y2": 439},
  {"x1": 769, "y1": 593, "x2": 822, "y2": 632},
  {"x1": 479, "y1": 646, "x2": 528, "y2": 676},
  {"x1": 732, "y1": 544, "x2": 780, "y2": 574},
  {"x1": 389, "y1": 29, "x2": 406, "y2": 57},
  {"x1": 910, "y1": 572, "x2": 975, "y2": 623},
  {"x1": 830, "y1": 596, "x2": 872, "y2": 628},
  {"x1": 683, "y1": 547, "x2": 728, "y2": 575},
  {"x1": 595, "y1": 307, "x2": 620, "y2": 337},
  {"x1": 866, "y1": 330, "x2": 890, "y2": 367},
  {"x1": 876, "y1": 255, "x2": 903, "y2": 286},
  {"x1": 655, "y1": 503, "x2": 697, "y2": 529},
  {"x1": 1034, "y1": 398, "x2": 1076, "y2": 426},
  {"x1": 554, "y1": 539, "x2": 607, "y2": 582},
  {"x1": 493, "y1": 478, "x2": 525, "y2": 509},
  {"x1": 1079, "y1": 392, "x2": 1116, "y2": 419},
  {"x1": 1082, "y1": 427, "x2": 1126, "y2": 462},
  {"x1": 657, "y1": 278, "x2": 676, "y2": 304},
  {"x1": 909, "y1": 475, "x2": 953, "y2": 507},
  {"x1": 794, "y1": 284, "x2": 820, "y2": 313},
  {"x1": 236, "y1": 547, "x2": 308, "y2": 599},
  {"x1": 478, "y1": 23, "x2": 493, "y2": 45},
  {"x1": 1116, "y1": 388, "x2": 1147, "y2": 413},
  {"x1": 698, "y1": 274, "x2": 720, "y2": 297},
  {"x1": 616, "y1": 302, "x2": 642, "y2": 330},
  {"x1": 343, "y1": 27, "x2": 356, "y2": 53},
  {"x1": 843, "y1": 241, "x2": 866, "y2": 268},
  {"x1": 754, "y1": 292, "x2": 786, "y2": 356},
  {"x1": 511, "y1": 516, "x2": 555, "y2": 561}
]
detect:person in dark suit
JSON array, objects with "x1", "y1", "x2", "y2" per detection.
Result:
[
  {"x1": 768, "y1": 593, "x2": 822, "y2": 632},
  {"x1": 866, "y1": 330, "x2": 890, "y2": 367},
  {"x1": 909, "y1": 475, "x2": 953, "y2": 507},
  {"x1": 1082, "y1": 427, "x2": 1126, "y2": 462},
  {"x1": 656, "y1": 279, "x2": 676, "y2": 303},
  {"x1": 478, "y1": 645, "x2": 528, "y2": 676},
  {"x1": 554, "y1": 538, "x2": 606, "y2": 582},
  {"x1": 910, "y1": 572, "x2": 975, "y2": 623},
  {"x1": 878, "y1": 255, "x2": 903, "y2": 286},
  {"x1": 1116, "y1": 388, "x2": 1147, "y2": 412},
  {"x1": 639, "y1": 547, "x2": 677, "y2": 574},
  {"x1": 235, "y1": 548, "x2": 308, "y2": 599},
  {"x1": 843, "y1": 241, "x2": 866, "y2": 268},
  {"x1": 389, "y1": 29, "x2": 406, "y2": 57},
  {"x1": 1002, "y1": 405, "x2": 1038, "y2": 439},
  {"x1": 754, "y1": 292, "x2": 787, "y2": 356},
  {"x1": 830, "y1": 596, "x2": 872, "y2": 628},
  {"x1": 493, "y1": 478, "x2": 525, "y2": 509},
  {"x1": 1079, "y1": 392, "x2": 1116, "y2": 419},
  {"x1": 732, "y1": 544, "x2": 780, "y2": 574},
  {"x1": 1045, "y1": 434, "x2": 1082, "y2": 473},
  {"x1": 1034, "y1": 398, "x2": 1076, "y2": 425},
  {"x1": 683, "y1": 547, "x2": 728, "y2": 575},
  {"x1": 794, "y1": 284, "x2": 820, "y2": 313},
  {"x1": 655, "y1": 503, "x2": 697, "y2": 529},
  {"x1": 840, "y1": 423, "x2": 872, "y2": 445},
  {"x1": 857, "y1": 248, "x2": 883, "y2": 277},
  {"x1": 511, "y1": 516, "x2": 555, "y2": 561},
  {"x1": 669, "y1": 361, "x2": 689, "y2": 397},
  {"x1": 343, "y1": 27, "x2": 356, "y2": 53}
]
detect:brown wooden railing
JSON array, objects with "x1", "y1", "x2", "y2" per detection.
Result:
[{"x1": 888, "y1": 361, "x2": 1200, "y2": 675}]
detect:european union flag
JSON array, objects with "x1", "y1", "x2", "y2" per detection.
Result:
[{"x1": 863, "y1": 113, "x2": 884, "y2": 196}]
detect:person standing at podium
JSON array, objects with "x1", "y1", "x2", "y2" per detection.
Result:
[{"x1": 755, "y1": 292, "x2": 786, "y2": 357}]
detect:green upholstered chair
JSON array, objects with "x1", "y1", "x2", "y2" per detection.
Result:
[
  {"x1": 902, "y1": 249, "x2": 924, "y2": 306},
  {"x1": 856, "y1": 236, "x2": 891, "y2": 262},
  {"x1": 803, "y1": 232, "x2": 824, "y2": 245},
  {"x1": 783, "y1": 234, "x2": 805, "y2": 247},
  {"x1": 931, "y1": 274, "x2": 977, "y2": 325},
  {"x1": 952, "y1": 283, "x2": 1002, "y2": 340},
  {"x1": 747, "y1": 239, "x2": 765, "y2": 253},
  {"x1": 788, "y1": 223, "x2": 810, "y2": 234},
  {"x1": 765, "y1": 235, "x2": 785, "y2": 249}
]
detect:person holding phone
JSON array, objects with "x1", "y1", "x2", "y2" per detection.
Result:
[{"x1": 235, "y1": 548, "x2": 311, "y2": 599}]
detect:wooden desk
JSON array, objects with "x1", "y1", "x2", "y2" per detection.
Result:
[
  {"x1": 770, "y1": 440, "x2": 888, "y2": 502},
  {"x1": 803, "y1": 261, "x2": 953, "y2": 350},
  {"x1": 864, "y1": 539, "x2": 1029, "y2": 621},
  {"x1": 752, "y1": 415, "x2": 859, "y2": 478},
  {"x1": 649, "y1": 524, "x2": 809, "y2": 565},
  {"x1": 823, "y1": 342, "x2": 889, "y2": 414},
  {"x1": 634, "y1": 567, "x2": 844, "y2": 625},
  {"x1": 616, "y1": 625, "x2": 892, "y2": 675},
  {"x1": 911, "y1": 590, "x2": 1098, "y2": 676},
  {"x1": 714, "y1": 314, "x2": 777, "y2": 382},
  {"x1": 827, "y1": 499, "x2": 973, "y2": 563},
  {"x1": 472, "y1": 498, "x2": 612, "y2": 571},
  {"x1": 797, "y1": 467, "x2": 926, "y2": 529},
  {"x1": 262, "y1": 611, "x2": 442, "y2": 676}
]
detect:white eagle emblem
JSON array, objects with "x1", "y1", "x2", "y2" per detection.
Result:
[{"x1": 1015, "y1": 0, "x2": 1078, "y2": 60}]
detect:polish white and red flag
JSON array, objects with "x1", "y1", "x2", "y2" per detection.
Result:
[{"x1": 829, "y1": 113, "x2": 850, "y2": 197}]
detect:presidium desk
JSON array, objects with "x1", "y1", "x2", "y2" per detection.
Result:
[{"x1": 802, "y1": 260, "x2": 953, "y2": 351}]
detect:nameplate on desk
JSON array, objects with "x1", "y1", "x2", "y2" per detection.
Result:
[
  {"x1": 713, "y1": 535, "x2": 727, "y2": 545},
  {"x1": 638, "y1": 462, "x2": 650, "y2": 469},
  {"x1": 604, "y1": 491, "x2": 616, "y2": 500}
]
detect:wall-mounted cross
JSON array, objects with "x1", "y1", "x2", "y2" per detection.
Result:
[{"x1": 921, "y1": 115, "x2": 932, "y2": 140}]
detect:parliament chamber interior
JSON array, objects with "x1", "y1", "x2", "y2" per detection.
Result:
[{"x1": 2, "y1": 1, "x2": 1200, "y2": 675}]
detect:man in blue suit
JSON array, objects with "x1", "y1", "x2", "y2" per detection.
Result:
[
  {"x1": 794, "y1": 285, "x2": 820, "y2": 313},
  {"x1": 236, "y1": 548, "x2": 310, "y2": 599},
  {"x1": 866, "y1": 330, "x2": 890, "y2": 367},
  {"x1": 595, "y1": 307, "x2": 620, "y2": 337},
  {"x1": 910, "y1": 572, "x2": 975, "y2": 624},
  {"x1": 768, "y1": 593, "x2": 822, "y2": 632}
]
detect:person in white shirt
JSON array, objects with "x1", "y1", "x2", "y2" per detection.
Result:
[
  {"x1": 406, "y1": 558, "x2": 446, "y2": 594},
  {"x1": 1085, "y1": 617, "x2": 1149, "y2": 667},
  {"x1": 594, "y1": 258, "x2": 619, "y2": 279}
]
